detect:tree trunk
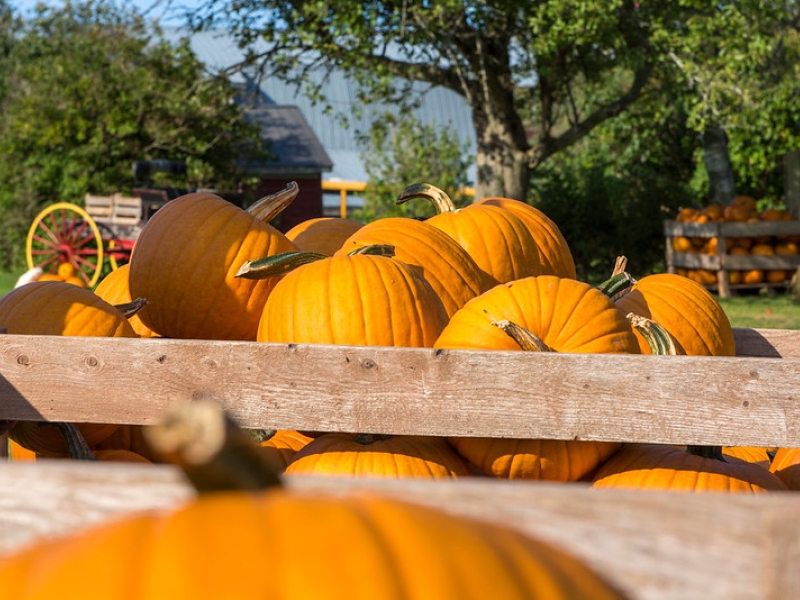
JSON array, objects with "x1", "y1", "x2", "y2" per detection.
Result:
[
  {"x1": 471, "y1": 97, "x2": 531, "y2": 202},
  {"x1": 702, "y1": 125, "x2": 737, "y2": 205}
]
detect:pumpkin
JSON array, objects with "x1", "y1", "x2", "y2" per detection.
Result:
[
  {"x1": 0, "y1": 281, "x2": 135, "y2": 455},
  {"x1": 613, "y1": 272, "x2": 736, "y2": 356},
  {"x1": 721, "y1": 446, "x2": 771, "y2": 468},
  {"x1": 0, "y1": 281, "x2": 136, "y2": 338},
  {"x1": 128, "y1": 185, "x2": 298, "y2": 340},
  {"x1": 475, "y1": 196, "x2": 576, "y2": 278},
  {"x1": 0, "y1": 488, "x2": 625, "y2": 599},
  {"x1": 285, "y1": 217, "x2": 364, "y2": 255},
  {"x1": 250, "y1": 248, "x2": 449, "y2": 347},
  {"x1": 434, "y1": 276, "x2": 637, "y2": 481},
  {"x1": 335, "y1": 216, "x2": 493, "y2": 318},
  {"x1": 284, "y1": 433, "x2": 472, "y2": 478},
  {"x1": 93, "y1": 448, "x2": 152, "y2": 464},
  {"x1": 592, "y1": 444, "x2": 787, "y2": 493},
  {"x1": 398, "y1": 183, "x2": 542, "y2": 286},
  {"x1": 769, "y1": 447, "x2": 800, "y2": 490},
  {"x1": 94, "y1": 264, "x2": 158, "y2": 338},
  {"x1": 258, "y1": 430, "x2": 314, "y2": 471},
  {"x1": 92, "y1": 424, "x2": 164, "y2": 463}
]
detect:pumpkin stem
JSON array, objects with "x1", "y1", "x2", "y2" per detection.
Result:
[
  {"x1": 397, "y1": 182, "x2": 456, "y2": 214},
  {"x1": 597, "y1": 272, "x2": 635, "y2": 299},
  {"x1": 492, "y1": 319, "x2": 553, "y2": 352},
  {"x1": 55, "y1": 422, "x2": 97, "y2": 461},
  {"x1": 611, "y1": 255, "x2": 629, "y2": 277},
  {"x1": 687, "y1": 445, "x2": 727, "y2": 462},
  {"x1": 114, "y1": 297, "x2": 148, "y2": 318},
  {"x1": 248, "y1": 429, "x2": 277, "y2": 444},
  {"x1": 348, "y1": 244, "x2": 395, "y2": 257},
  {"x1": 626, "y1": 313, "x2": 678, "y2": 356},
  {"x1": 235, "y1": 251, "x2": 328, "y2": 280},
  {"x1": 144, "y1": 399, "x2": 282, "y2": 493},
  {"x1": 353, "y1": 433, "x2": 392, "y2": 445},
  {"x1": 246, "y1": 181, "x2": 299, "y2": 223}
]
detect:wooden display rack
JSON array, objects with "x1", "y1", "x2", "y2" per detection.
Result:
[
  {"x1": 664, "y1": 219, "x2": 800, "y2": 297},
  {"x1": 2, "y1": 330, "x2": 800, "y2": 599}
]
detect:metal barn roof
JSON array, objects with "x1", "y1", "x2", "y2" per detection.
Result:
[{"x1": 161, "y1": 28, "x2": 476, "y2": 184}]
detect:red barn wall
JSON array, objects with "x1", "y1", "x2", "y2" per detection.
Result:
[{"x1": 256, "y1": 176, "x2": 323, "y2": 232}]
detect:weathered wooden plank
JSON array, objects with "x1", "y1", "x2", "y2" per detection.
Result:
[
  {"x1": 1, "y1": 332, "x2": 800, "y2": 446},
  {"x1": 664, "y1": 218, "x2": 800, "y2": 238},
  {"x1": 0, "y1": 461, "x2": 798, "y2": 600}
]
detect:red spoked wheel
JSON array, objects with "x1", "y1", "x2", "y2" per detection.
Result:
[{"x1": 26, "y1": 202, "x2": 104, "y2": 288}]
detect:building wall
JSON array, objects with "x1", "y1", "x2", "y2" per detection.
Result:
[{"x1": 255, "y1": 176, "x2": 323, "y2": 232}]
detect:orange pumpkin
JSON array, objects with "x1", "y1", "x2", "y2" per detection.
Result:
[
  {"x1": 94, "y1": 264, "x2": 159, "y2": 338},
  {"x1": 0, "y1": 488, "x2": 626, "y2": 599},
  {"x1": 128, "y1": 186, "x2": 298, "y2": 340},
  {"x1": 284, "y1": 433, "x2": 472, "y2": 478},
  {"x1": 769, "y1": 447, "x2": 800, "y2": 490},
  {"x1": 258, "y1": 430, "x2": 314, "y2": 471},
  {"x1": 613, "y1": 273, "x2": 735, "y2": 356},
  {"x1": 592, "y1": 444, "x2": 786, "y2": 493},
  {"x1": 475, "y1": 196, "x2": 576, "y2": 278},
  {"x1": 285, "y1": 217, "x2": 364, "y2": 255},
  {"x1": 434, "y1": 276, "x2": 636, "y2": 481},
  {"x1": 398, "y1": 183, "x2": 542, "y2": 286},
  {"x1": 335, "y1": 216, "x2": 492, "y2": 318},
  {"x1": 254, "y1": 250, "x2": 448, "y2": 347}
]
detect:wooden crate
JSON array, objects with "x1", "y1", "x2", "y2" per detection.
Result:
[
  {"x1": 664, "y1": 219, "x2": 800, "y2": 297},
  {"x1": 1, "y1": 330, "x2": 800, "y2": 599}
]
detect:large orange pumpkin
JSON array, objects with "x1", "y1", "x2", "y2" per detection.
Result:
[
  {"x1": 475, "y1": 196, "x2": 576, "y2": 278},
  {"x1": 253, "y1": 250, "x2": 449, "y2": 347},
  {"x1": 0, "y1": 487, "x2": 625, "y2": 599},
  {"x1": 284, "y1": 433, "x2": 472, "y2": 478},
  {"x1": 592, "y1": 444, "x2": 787, "y2": 493},
  {"x1": 128, "y1": 186, "x2": 298, "y2": 340},
  {"x1": 335, "y1": 216, "x2": 493, "y2": 318},
  {"x1": 398, "y1": 183, "x2": 542, "y2": 286},
  {"x1": 434, "y1": 276, "x2": 637, "y2": 481},
  {"x1": 769, "y1": 447, "x2": 800, "y2": 490},
  {"x1": 613, "y1": 272, "x2": 736, "y2": 356},
  {"x1": 284, "y1": 217, "x2": 364, "y2": 255}
]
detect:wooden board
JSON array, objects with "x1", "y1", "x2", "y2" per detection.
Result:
[
  {"x1": 0, "y1": 461, "x2": 799, "y2": 600},
  {"x1": 2, "y1": 328, "x2": 800, "y2": 599},
  {"x1": 1, "y1": 329, "x2": 800, "y2": 447}
]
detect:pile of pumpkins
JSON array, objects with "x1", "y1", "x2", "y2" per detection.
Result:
[
  {"x1": 671, "y1": 194, "x2": 799, "y2": 286},
  {"x1": 1, "y1": 181, "x2": 798, "y2": 494},
  {"x1": 5, "y1": 181, "x2": 800, "y2": 597}
]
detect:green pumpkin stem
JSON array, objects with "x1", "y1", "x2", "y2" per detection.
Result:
[
  {"x1": 236, "y1": 251, "x2": 328, "y2": 280},
  {"x1": 597, "y1": 272, "x2": 635, "y2": 299},
  {"x1": 348, "y1": 244, "x2": 395, "y2": 257},
  {"x1": 114, "y1": 297, "x2": 148, "y2": 319},
  {"x1": 55, "y1": 422, "x2": 97, "y2": 461},
  {"x1": 626, "y1": 313, "x2": 677, "y2": 355},
  {"x1": 492, "y1": 319, "x2": 553, "y2": 352},
  {"x1": 397, "y1": 182, "x2": 456, "y2": 214},
  {"x1": 687, "y1": 445, "x2": 727, "y2": 462},
  {"x1": 246, "y1": 181, "x2": 299, "y2": 223},
  {"x1": 144, "y1": 400, "x2": 282, "y2": 494}
]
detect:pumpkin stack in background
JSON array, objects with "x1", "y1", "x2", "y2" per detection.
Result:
[{"x1": 671, "y1": 194, "x2": 799, "y2": 286}]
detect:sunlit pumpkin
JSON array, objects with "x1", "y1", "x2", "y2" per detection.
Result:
[
  {"x1": 285, "y1": 217, "x2": 364, "y2": 255},
  {"x1": 94, "y1": 264, "x2": 158, "y2": 338},
  {"x1": 128, "y1": 185, "x2": 298, "y2": 340}
]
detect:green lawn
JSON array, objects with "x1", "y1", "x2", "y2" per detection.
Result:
[{"x1": 1, "y1": 269, "x2": 799, "y2": 330}]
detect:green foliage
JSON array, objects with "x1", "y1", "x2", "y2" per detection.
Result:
[
  {"x1": 0, "y1": 0, "x2": 267, "y2": 270},
  {"x1": 351, "y1": 112, "x2": 474, "y2": 222},
  {"x1": 533, "y1": 95, "x2": 699, "y2": 283}
]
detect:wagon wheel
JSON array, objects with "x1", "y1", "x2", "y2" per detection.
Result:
[{"x1": 26, "y1": 202, "x2": 104, "y2": 288}]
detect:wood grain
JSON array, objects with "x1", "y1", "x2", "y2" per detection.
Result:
[
  {"x1": 1, "y1": 330, "x2": 799, "y2": 446},
  {"x1": 0, "y1": 461, "x2": 798, "y2": 600}
]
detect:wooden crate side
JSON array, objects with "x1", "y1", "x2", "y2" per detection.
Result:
[
  {"x1": 0, "y1": 461, "x2": 799, "y2": 600},
  {"x1": 1, "y1": 329, "x2": 799, "y2": 447}
]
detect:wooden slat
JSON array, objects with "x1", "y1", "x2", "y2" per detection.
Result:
[
  {"x1": 83, "y1": 194, "x2": 114, "y2": 221},
  {"x1": 111, "y1": 193, "x2": 142, "y2": 225},
  {"x1": 0, "y1": 461, "x2": 798, "y2": 600},
  {"x1": 1, "y1": 329, "x2": 800, "y2": 447}
]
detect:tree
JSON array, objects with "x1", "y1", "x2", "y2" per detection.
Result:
[
  {"x1": 187, "y1": 2, "x2": 799, "y2": 205},
  {"x1": 0, "y1": 0, "x2": 267, "y2": 270},
  {"x1": 352, "y1": 112, "x2": 474, "y2": 221}
]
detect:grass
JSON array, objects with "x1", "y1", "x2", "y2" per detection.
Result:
[{"x1": 1, "y1": 269, "x2": 799, "y2": 330}]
